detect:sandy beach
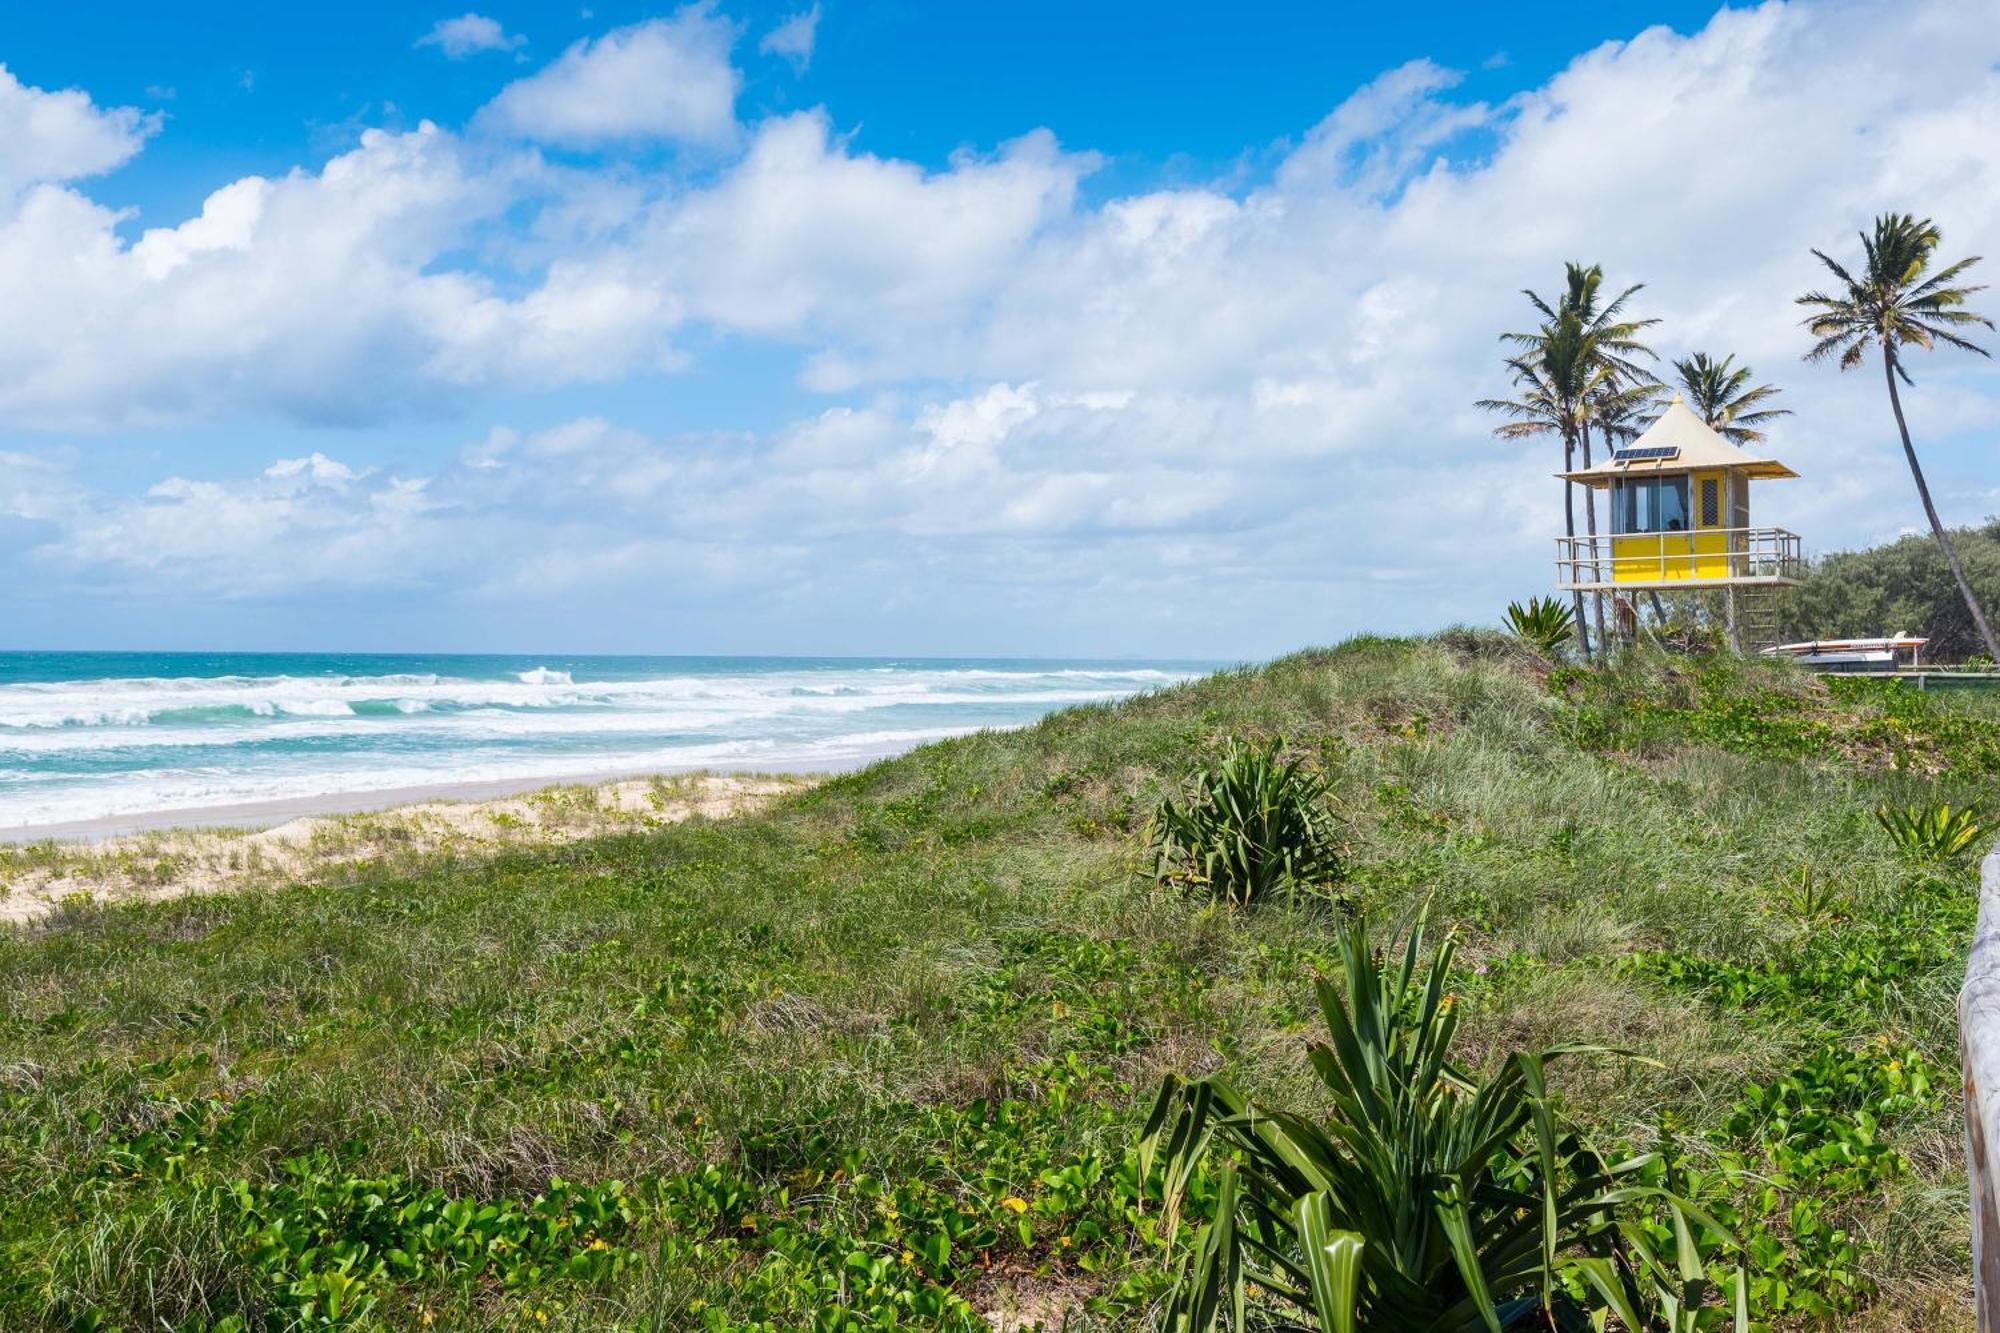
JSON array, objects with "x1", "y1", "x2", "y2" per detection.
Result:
[{"x1": 0, "y1": 771, "x2": 810, "y2": 926}]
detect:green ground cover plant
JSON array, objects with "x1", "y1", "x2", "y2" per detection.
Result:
[{"x1": 2, "y1": 636, "x2": 1994, "y2": 1330}]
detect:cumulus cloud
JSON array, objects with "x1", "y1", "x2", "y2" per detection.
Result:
[
  {"x1": 417, "y1": 13, "x2": 526, "y2": 59},
  {"x1": 642, "y1": 112, "x2": 1093, "y2": 342},
  {"x1": 759, "y1": 5, "x2": 820, "y2": 71},
  {"x1": 0, "y1": 64, "x2": 157, "y2": 198},
  {"x1": 35, "y1": 451, "x2": 440, "y2": 595},
  {"x1": 477, "y1": 6, "x2": 740, "y2": 148}
]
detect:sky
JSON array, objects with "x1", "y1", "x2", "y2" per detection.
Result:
[{"x1": 0, "y1": 0, "x2": 1995, "y2": 658}]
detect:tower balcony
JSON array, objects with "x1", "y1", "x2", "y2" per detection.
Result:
[{"x1": 1554, "y1": 526, "x2": 1803, "y2": 592}]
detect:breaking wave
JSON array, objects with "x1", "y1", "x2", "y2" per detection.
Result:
[{"x1": 0, "y1": 654, "x2": 1212, "y2": 830}]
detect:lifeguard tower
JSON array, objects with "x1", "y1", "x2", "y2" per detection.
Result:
[{"x1": 1554, "y1": 394, "x2": 1803, "y2": 651}]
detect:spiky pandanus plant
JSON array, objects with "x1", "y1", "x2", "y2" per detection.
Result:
[
  {"x1": 1147, "y1": 737, "x2": 1344, "y2": 907},
  {"x1": 1798, "y1": 213, "x2": 1999, "y2": 662},
  {"x1": 1875, "y1": 801, "x2": 1988, "y2": 863},
  {"x1": 1141, "y1": 915, "x2": 1743, "y2": 1332},
  {"x1": 1502, "y1": 596, "x2": 1576, "y2": 657}
]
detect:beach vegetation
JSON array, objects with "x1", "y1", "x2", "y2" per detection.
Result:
[
  {"x1": 1501, "y1": 596, "x2": 1576, "y2": 657},
  {"x1": 1, "y1": 637, "x2": 1995, "y2": 1329},
  {"x1": 1140, "y1": 912, "x2": 1740, "y2": 1332},
  {"x1": 1875, "y1": 800, "x2": 1988, "y2": 862},
  {"x1": 1147, "y1": 736, "x2": 1345, "y2": 906},
  {"x1": 1775, "y1": 520, "x2": 2000, "y2": 663}
]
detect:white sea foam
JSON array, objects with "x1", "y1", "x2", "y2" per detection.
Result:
[{"x1": 0, "y1": 659, "x2": 1205, "y2": 829}]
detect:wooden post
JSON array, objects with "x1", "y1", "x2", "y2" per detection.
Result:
[
  {"x1": 1960, "y1": 842, "x2": 2000, "y2": 1330},
  {"x1": 1724, "y1": 586, "x2": 1741, "y2": 655}
]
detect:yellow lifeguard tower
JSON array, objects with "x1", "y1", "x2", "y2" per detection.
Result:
[{"x1": 1555, "y1": 394, "x2": 1802, "y2": 650}]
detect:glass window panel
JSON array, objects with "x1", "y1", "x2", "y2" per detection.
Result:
[{"x1": 1659, "y1": 477, "x2": 1689, "y2": 531}]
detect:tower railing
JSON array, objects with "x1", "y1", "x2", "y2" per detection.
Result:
[{"x1": 1554, "y1": 526, "x2": 1802, "y2": 590}]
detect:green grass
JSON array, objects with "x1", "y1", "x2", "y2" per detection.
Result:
[{"x1": 1, "y1": 636, "x2": 1993, "y2": 1330}]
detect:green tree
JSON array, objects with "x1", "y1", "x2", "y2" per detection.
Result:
[
  {"x1": 1479, "y1": 319, "x2": 1602, "y2": 657},
  {"x1": 1797, "y1": 212, "x2": 1999, "y2": 661},
  {"x1": 1495, "y1": 264, "x2": 1659, "y2": 654},
  {"x1": 1777, "y1": 520, "x2": 2000, "y2": 661},
  {"x1": 1666, "y1": 352, "x2": 1789, "y2": 445}
]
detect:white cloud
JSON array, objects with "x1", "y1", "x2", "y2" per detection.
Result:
[
  {"x1": 5, "y1": 0, "x2": 2000, "y2": 649},
  {"x1": 641, "y1": 112, "x2": 1094, "y2": 338},
  {"x1": 0, "y1": 64, "x2": 157, "y2": 198},
  {"x1": 759, "y1": 5, "x2": 820, "y2": 71},
  {"x1": 478, "y1": 6, "x2": 740, "y2": 148},
  {"x1": 46, "y1": 451, "x2": 440, "y2": 594},
  {"x1": 417, "y1": 13, "x2": 527, "y2": 59}
]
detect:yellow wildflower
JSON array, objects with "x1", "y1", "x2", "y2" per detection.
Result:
[{"x1": 1000, "y1": 1196, "x2": 1029, "y2": 1214}]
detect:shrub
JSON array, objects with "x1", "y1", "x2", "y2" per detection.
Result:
[
  {"x1": 1502, "y1": 596, "x2": 1576, "y2": 657},
  {"x1": 1146, "y1": 737, "x2": 1343, "y2": 906},
  {"x1": 1874, "y1": 801, "x2": 1988, "y2": 862},
  {"x1": 1139, "y1": 915, "x2": 1741, "y2": 1331}
]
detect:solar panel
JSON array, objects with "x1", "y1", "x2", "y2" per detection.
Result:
[{"x1": 1613, "y1": 446, "x2": 1680, "y2": 462}]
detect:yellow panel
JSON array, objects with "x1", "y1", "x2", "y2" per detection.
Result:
[
  {"x1": 1609, "y1": 532, "x2": 1728, "y2": 583},
  {"x1": 1691, "y1": 530, "x2": 1728, "y2": 579}
]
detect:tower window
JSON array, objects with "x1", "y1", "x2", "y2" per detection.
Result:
[{"x1": 1611, "y1": 476, "x2": 1690, "y2": 534}]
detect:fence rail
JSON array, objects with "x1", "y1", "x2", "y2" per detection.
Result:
[
  {"x1": 1553, "y1": 526, "x2": 1803, "y2": 590},
  {"x1": 1960, "y1": 842, "x2": 2000, "y2": 1329}
]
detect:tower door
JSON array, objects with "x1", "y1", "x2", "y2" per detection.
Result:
[{"x1": 1691, "y1": 470, "x2": 1730, "y2": 579}]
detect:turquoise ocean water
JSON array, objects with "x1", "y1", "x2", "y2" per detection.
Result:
[{"x1": 0, "y1": 653, "x2": 1213, "y2": 831}]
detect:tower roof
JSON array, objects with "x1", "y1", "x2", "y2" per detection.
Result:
[{"x1": 1558, "y1": 394, "x2": 1798, "y2": 485}]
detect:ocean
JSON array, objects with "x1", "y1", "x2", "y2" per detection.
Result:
[{"x1": 0, "y1": 652, "x2": 1215, "y2": 833}]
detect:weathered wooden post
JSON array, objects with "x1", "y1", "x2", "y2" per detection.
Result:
[{"x1": 1960, "y1": 842, "x2": 2000, "y2": 1329}]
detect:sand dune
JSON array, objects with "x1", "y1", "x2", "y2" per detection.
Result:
[{"x1": 0, "y1": 773, "x2": 807, "y2": 926}]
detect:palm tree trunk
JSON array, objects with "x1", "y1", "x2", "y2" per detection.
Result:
[
  {"x1": 1883, "y1": 349, "x2": 2000, "y2": 662},
  {"x1": 1580, "y1": 424, "x2": 1607, "y2": 653},
  {"x1": 1563, "y1": 432, "x2": 1591, "y2": 660}
]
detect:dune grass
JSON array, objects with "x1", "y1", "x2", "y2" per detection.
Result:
[{"x1": 0, "y1": 635, "x2": 1994, "y2": 1330}]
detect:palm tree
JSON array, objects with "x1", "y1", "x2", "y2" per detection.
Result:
[
  {"x1": 1798, "y1": 213, "x2": 1999, "y2": 662},
  {"x1": 1491, "y1": 264, "x2": 1659, "y2": 654},
  {"x1": 1479, "y1": 317, "x2": 1603, "y2": 657},
  {"x1": 1667, "y1": 352, "x2": 1790, "y2": 445}
]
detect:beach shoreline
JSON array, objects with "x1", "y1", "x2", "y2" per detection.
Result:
[
  {"x1": 0, "y1": 755, "x2": 867, "y2": 845},
  {"x1": 0, "y1": 771, "x2": 817, "y2": 925}
]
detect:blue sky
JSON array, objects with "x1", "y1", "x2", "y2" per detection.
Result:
[{"x1": 0, "y1": 0, "x2": 1995, "y2": 656}]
